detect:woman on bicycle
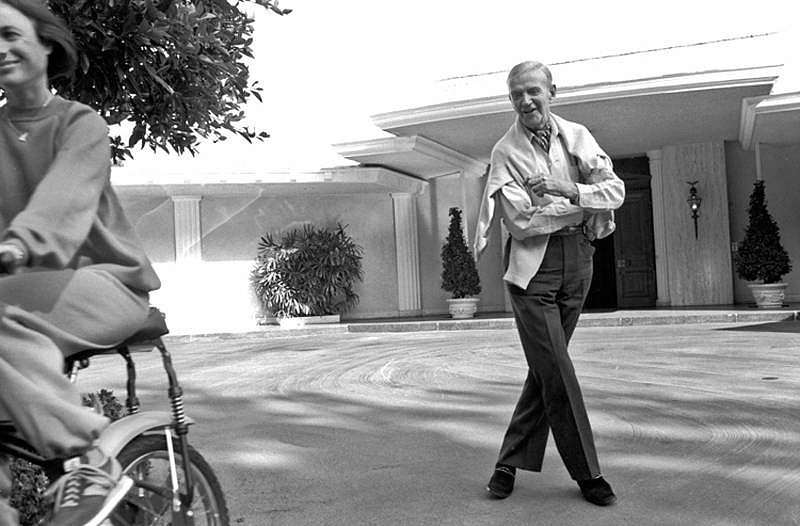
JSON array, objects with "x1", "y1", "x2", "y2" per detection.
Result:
[{"x1": 0, "y1": 1, "x2": 160, "y2": 524}]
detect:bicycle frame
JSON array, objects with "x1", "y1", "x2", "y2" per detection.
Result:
[
  {"x1": 91, "y1": 338, "x2": 201, "y2": 524},
  {"x1": 97, "y1": 411, "x2": 194, "y2": 460},
  {"x1": 1, "y1": 331, "x2": 202, "y2": 525}
]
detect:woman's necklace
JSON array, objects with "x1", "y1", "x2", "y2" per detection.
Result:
[{"x1": 4, "y1": 93, "x2": 55, "y2": 143}]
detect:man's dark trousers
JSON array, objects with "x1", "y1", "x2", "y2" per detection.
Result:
[{"x1": 496, "y1": 231, "x2": 601, "y2": 481}]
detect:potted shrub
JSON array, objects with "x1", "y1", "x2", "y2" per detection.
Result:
[
  {"x1": 251, "y1": 223, "x2": 364, "y2": 327},
  {"x1": 735, "y1": 180, "x2": 792, "y2": 308},
  {"x1": 441, "y1": 207, "x2": 482, "y2": 318}
]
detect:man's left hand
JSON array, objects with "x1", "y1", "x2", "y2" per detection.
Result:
[
  {"x1": 0, "y1": 244, "x2": 27, "y2": 275},
  {"x1": 526, "y1": 176, "x2": 578, "y2": 201}
]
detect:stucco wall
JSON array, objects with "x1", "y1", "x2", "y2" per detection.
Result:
[
  {"x1": 725, "y1": 142, "x2": 758, "y2": 304},
  {"x1": 760, "y1": 144, "x2": 800, "y2": 302},
  {"x1": 112, "y1": 137, "x2": 798, "y2": 336},
  {"x1": 416, "y1": 174, "x2": 507, "y2": 316},
  {"x1": 117, "y1": 189, "x2": 399, "y2": 333},
  {"x1": 119, "y1": 194, "x2": 175, "y2": 263},
  {"x1": 198, "y1": 193, "x2": 399, "y2": 320},
  {"x1": 727, "y1": 142, "x2": 800, "y2": 303}
]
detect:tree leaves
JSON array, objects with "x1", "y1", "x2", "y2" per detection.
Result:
[
  {"x1": 43, "y1": 0, "x2": 287, "y2": 164},
  {"x1": 441, "y1": 207, "x2": 481, "y2": 298},
  {"x1": 251, "y1": 224, "x2": 364, "y2": 318},
  {"x1": 735, "y1": 180, "x2": 792, "y2": 283}
]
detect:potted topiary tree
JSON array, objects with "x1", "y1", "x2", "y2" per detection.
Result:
[
  {"x1": 441, "y1": 207, "x2": 482, "y2": 318},
  {"x1": 735, "y1": 180, "x2": 792, "y2": 308},
  {"x1": 251, "y1": 223, "x2": 364, "y2": 327}
]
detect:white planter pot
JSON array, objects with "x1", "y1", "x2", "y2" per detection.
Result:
[
  {"x1": 446, "y1": 297, "x2": 480, "y2": 319},
  {"x1": 747, "y1": 283, "x2": 788, "y2": 309}
]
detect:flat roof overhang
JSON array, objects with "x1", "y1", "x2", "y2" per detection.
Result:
[
  {"x1": 334, "y1": 135, "x2": 486, "y2": 180},
  {"x1": 740, "y1": 92, "x2": 800, "y2": 148},
  {"x1": 113, "y1": 166, "x2": 428, "y2": 197},
  {"x1": 360, "y1": 67, "x2": 780, "y2": 167}
]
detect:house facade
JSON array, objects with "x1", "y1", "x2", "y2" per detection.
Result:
[{"x1": 114, "y1": 32, "x2": 800, "y2": 334}]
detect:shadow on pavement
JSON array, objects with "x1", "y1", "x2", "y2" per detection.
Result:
[
  {"x1": 76, "y1": 328, "x2": 800, "y2": 525},
  {"x1": 716, "y1": 321, "x2": 800, "y2": 333}
]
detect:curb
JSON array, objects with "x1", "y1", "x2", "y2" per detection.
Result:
[
  {"x1": 166, "y1": 309, "x2": 800, "y2": 341},
  {"x1": 348, "y1": 310, "x2": 799, "y2": 332}
]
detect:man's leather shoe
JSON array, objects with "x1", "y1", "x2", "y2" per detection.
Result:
[
  {"x1": 486, "y1": 464, "x2": 515, "y2": 499},
  {"x1": 577, "y1": 476, "x2": 617, "y2": 506}
]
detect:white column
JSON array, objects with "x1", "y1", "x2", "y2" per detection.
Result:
[
  {"x1": 755, "y1": 141, "x2": 763, "y2": 181},
  {"x1": 172, "y1": 195, "x2": 202, "y2": 262},
  {"x1": 647, "y1": 149, "x2": 670, "y2": 306},
  {"x1": 459, "y1": 171, "x2": 470, "y2": 242},
  {"x1": 390, "y1": 193, "x2": 422, "y2": 314}
]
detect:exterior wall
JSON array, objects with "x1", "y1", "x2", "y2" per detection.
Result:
[
  {"x1": 415, "y1": 177, "x2": 442, "y2": 315},
  {"x1": 463, "y1": 174, "x2": 508, "y2": 314},
  {"x1": 119, "y1": 194, "x2": 175, "y2": 263},
  {"x1": 659, "y1": 142, "x2": 734, "y2": 305},
  {"x1": 760, "y1": 143, "x2": 800, "y2": 302},
  {"x1": 200, "y1": 192, "x2": 399, "y2": 319},
  {"x1": 725, "y1": 142, "x2": 758, "y2": 304},
  {"x1": 470, "y1": 210, "x2": 510, "y2": 312},
  {"x1": 112, "y1": 139, "x2": 799, "y2": 336},
  {"x1": 727, "y1": 142, "x2": 800, "y2": 303},
  {"x1": 117, "y1": 189, "x2": 399, "y2": 334},
  {"x1": 417, "y1": 173, "x2": 507, "y2": 316}
]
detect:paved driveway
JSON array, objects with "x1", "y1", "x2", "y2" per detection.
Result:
[{"x1": 78, "y1": 321, "x2": 800, "y2": 525}]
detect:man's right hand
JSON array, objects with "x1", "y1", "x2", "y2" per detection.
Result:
[
  {"x1": 524, "y1": 173, "x2": 549, "y2": 198},
  {"x1": 526, "y1": 175, "x2": 578, "y2": 201},
  {"x1": 0, "y1": 244, "x2": 26, "y2": 275}
]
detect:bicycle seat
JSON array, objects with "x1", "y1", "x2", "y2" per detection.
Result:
[
  {"x1": 66, "y1": 307, "x2": 169, "y2": 361},
  {"x1": 128, "y1": 307, "x2": 169, "y2": 343}
]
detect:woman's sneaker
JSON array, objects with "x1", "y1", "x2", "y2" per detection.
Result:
[{"x1": 44, "y1": 449, "x2": 133, "y2": 526}]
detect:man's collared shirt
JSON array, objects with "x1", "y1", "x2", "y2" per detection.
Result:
[
  {"x1": 498, "y1": 118, "x2": 585, "y2": 242},
  {"x1": 494, "y1": 117, "x2": 621, "y2": 288},
  {"x1": 528, "y1": 121, "x2": 552, "y2": 153}
]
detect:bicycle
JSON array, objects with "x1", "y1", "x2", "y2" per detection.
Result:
[{"x1": 0, "y1": 307, "x2": 230, "y2": 526}]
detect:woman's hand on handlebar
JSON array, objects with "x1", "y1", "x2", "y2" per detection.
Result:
[{"x1": 0, "y1": 243, "x2": 26, "y2": 275}]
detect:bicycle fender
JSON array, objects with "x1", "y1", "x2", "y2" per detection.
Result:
[{"x1": 96, "y1": 411, "x2": 195, "y2": 458}]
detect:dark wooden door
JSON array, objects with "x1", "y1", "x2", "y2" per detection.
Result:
[{"x1": 613, "y1": 177, "x2": 656, "y2": 307}]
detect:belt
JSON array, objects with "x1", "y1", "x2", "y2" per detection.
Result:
[{"x1": 550, "y1": 224, "x2": 586, "y2": 236}]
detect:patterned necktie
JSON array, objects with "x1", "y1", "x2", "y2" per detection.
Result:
[{"x1": 530, "y1": 122, "x2": 552, "y2": 152}]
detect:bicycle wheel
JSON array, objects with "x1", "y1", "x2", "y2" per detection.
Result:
[{"x1": 111, "y1": 434, "x2": 229, "y2": 526}]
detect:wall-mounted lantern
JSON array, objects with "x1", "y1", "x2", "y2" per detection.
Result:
[{"x1": 687, "y1": 180, "x2": 702, "y2": 239}]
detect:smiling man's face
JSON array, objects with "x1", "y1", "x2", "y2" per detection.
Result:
[{"x1": 508, "y1": 67, "x2": 555, "y2": 131}]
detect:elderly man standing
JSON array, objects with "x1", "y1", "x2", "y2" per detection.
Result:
[{"x1": 474, "y1": 61, "x2": 625, "y2": 506}]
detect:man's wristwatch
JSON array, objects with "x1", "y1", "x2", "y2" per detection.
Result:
[{"x1": 568, "y1": 183, "x2": 580, "y2": 204}]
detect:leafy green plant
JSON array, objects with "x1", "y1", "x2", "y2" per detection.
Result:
[
  {"x1": 251, "y1": 224, "x2": 364, "y2": 318},
  {"x1": 441, "y1": 207, "x2": 481, "y2": 298},
  {"x1": 735, "y1": 180, "x2": 792, "y2": 283},
  {"x1": 9, "y1": 460, "x2": 48, "y2": 526},
  {"x1": 10, "y1": 389, "x2": 126, "y2": 526},
  {"x1": 37, "y1": 0, "x2": 289, "y2": 163}
]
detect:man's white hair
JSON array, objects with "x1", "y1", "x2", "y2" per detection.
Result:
[{"x1": 507, "y1": 61, "x2": 553, "y2": 88}]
